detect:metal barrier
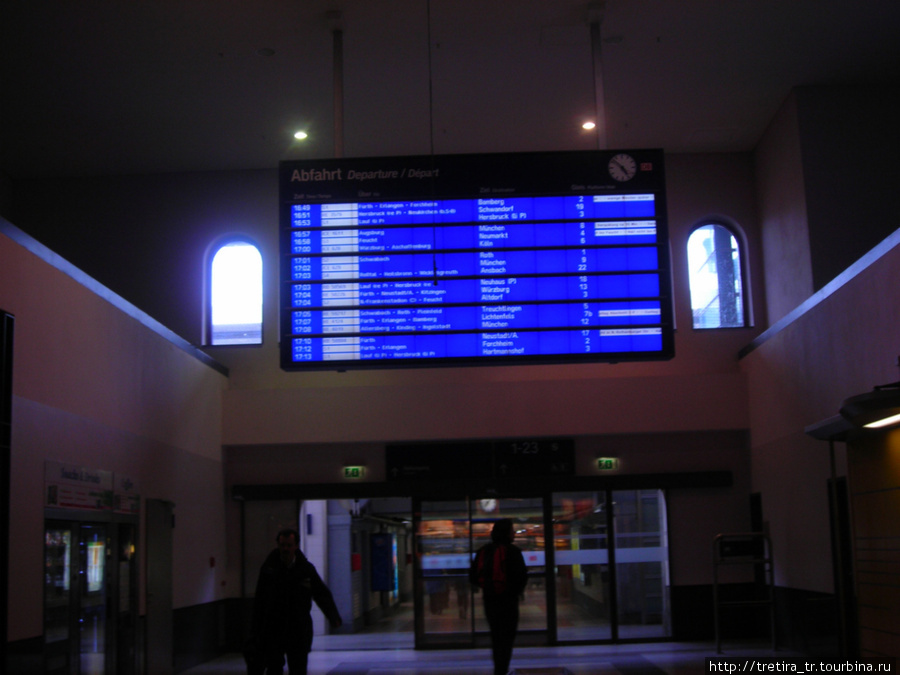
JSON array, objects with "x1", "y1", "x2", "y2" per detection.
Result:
[{"x1": 713, "y1": 533, "x2": 776, "y2": 653}]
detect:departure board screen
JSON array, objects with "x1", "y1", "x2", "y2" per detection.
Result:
[{"x1": 280, "y1": 150, "x2": 673, "y2": 370}]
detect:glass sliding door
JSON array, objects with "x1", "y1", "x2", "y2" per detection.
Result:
[
  {"x1": 79, "y1": 524, "x2": 109, "y2": 675},
  {"x1": 45, "y1": 521, "x2": 113, "y2": 674},
  {"x1": 415, "y1": 500, "x2": 474, "y2": 646},
  {"x1": 413, "y1": 489, "x2": 670, "y2": 648},
  {"x1": 552, "y1": 492, "x2": 613, "y2": 642},
  {"x1": 45, "y1": 524, "x2": 76, "y2": 674},
  {"x1": 552, "y1": 489, "x2": 670, "y2": 643},
  {"x1": 613, "y1": 489, "x2": 670, "y2": 639},
  {"x1": 472, "y1": 497, "x2": 547, "y2": 640},
  {"x1": 414, "y1": 496, "x2": 548, "y2": 648}
]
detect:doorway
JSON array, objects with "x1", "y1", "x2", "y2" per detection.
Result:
[
  {"x1": 44, "y1": 518, "x2": 138, "y2": 675},
  {"x1": 238, "y1": 488, "x2": 670, "y2": 651},
  {"x1": 414, "y1": 496, "x2": 548, "y2": 648},
  {"x1": 552, "y1": 490, "x2": 670, "y2": 642},
  {"x1": 413, "y1": 490, "x2": 670, "y2": 648}
]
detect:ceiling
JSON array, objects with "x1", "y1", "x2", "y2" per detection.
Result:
[{"x1": 2, "y1": 0, "x2": 898, "y2": 179}]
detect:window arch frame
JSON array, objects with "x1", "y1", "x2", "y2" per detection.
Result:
[
  {"x1": 204, "y1": 235, "x2": 264, "y2": 346},
  {"x1": 686, "y1": 219, "x2": 751, "y2": 330}
]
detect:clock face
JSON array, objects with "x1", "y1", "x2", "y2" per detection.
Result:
[
  {"x1": 608, "y1": 153, "x2": 637, "y2": 181},
  {"x1": 478, "y1": 498, "x2": 497, "y2": 513}
]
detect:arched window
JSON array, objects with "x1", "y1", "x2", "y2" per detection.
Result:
[
  {"x1": 687, "y1": 223, "x2": 746, "y2": 329},
  {"x1": 208, "y1": 240, "x2": 263, "y2": 345}
]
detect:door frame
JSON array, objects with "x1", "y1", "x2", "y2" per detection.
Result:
[
  {"x1": 411, "y1": 496, "x2": 475, "y2": 649},
  {"x1": 145, "y1": 498, "x2": 174, "y2": 675}
]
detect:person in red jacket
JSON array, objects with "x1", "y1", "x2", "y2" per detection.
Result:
[
  {"x1": 470, "y1": 518, "x2": 528, "y2": 675},
  {"x1": 250, "y1": 528, "x2": 342, "y2": 675}
]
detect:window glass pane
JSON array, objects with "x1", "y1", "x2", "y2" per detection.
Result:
[
  {"x1": 210, "y1": 242, "x2": 262, "y2": 345},
  {"x1": 687, "y1": 224, "x2": 744, "y2": 329}
]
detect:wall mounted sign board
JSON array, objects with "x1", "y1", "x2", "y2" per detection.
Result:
[{"x1": 280, "y1": 150, "x2": 673, "y2": 370}]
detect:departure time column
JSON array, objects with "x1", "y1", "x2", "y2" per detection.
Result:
[{"x1": 290, "y1": 204, "x2": 316, "y2": 362}]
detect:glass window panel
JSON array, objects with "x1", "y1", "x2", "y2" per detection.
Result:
[
  {"x1": 687, "y1": 224, "x2": 745, "y2": 329},
  {"x1": 210, "y1": 241, "x2": 263, "y2": 345}
]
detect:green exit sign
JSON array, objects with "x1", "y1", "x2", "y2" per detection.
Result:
[
  {"x1": 343, "y1": 466, "x2": 366, "y2": 479},
  {"x1": 596, "y1": 457, "x2": 620, "y2": 471}
]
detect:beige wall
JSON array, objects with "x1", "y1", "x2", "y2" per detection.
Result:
[
  {"x1": 204, "y1": 153, "x2": 765, "y2": 600},
  {"x1": 209, "y1": 152, "x2": 762, "y2": 446},
  {"x1": 1, "y1": 223, "x2": 229, "y2": 641},
  {"x1": 742, "y1": 229, "x2": 900, "y2": 594},
  {"x1": 3, "y1": 151, "x2": 769, "y2": 645},
  {"x1": 755, "y1": 92, "x2": 813, "y2": 325},
  {"x1": 7, "y1": 94, "x2": 898, "y2": 650}
]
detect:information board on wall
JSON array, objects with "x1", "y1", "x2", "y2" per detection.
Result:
[
  {"x1": 44, "y1": 461, "x2": 140, "y2": 514},
  {"x1": 280, "y1": 150, "x2": 673, "y2": 370}
]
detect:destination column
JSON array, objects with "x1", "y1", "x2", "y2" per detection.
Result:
[{"x1": 476, "y1": 199, "x2": 525, "y2": 356}]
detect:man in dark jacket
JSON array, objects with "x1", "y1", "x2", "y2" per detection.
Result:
[
  {"x1": 250, "y1": 528, "x2": 342, "y2": 675},
  {"x1": 470, "y1": 518, "x2": 528, "y2": 675}
]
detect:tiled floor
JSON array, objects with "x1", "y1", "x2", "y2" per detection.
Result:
[{"x1": 181, "y1": 640, "x2": 790, "y2": 674}]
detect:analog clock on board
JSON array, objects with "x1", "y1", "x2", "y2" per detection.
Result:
[{"x1": 608, "y1": 153, "x2": 637, "y2": 181}]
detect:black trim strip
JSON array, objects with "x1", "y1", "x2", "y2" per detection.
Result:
[{"x1": 231, "y1": 470, "x2": 732, "y2": 501}]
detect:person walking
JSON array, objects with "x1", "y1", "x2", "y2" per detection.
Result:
[
  {"x1": 249, "y1": 528, "x2": 342, "y2": 675},
  {"x1": 470, "y1": 518, "x2": 528, "y2": 675}
]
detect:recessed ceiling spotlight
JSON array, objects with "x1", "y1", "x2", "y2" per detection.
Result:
[
  {"x1": 293, "y1": 131, "x2": 309, "y2": 141},
  {"x1": 582, "y1": 121, "x2": 597, "y2": 130}
]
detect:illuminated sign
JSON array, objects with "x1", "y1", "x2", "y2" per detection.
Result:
[
  {"x1": 596, "y1": 457, "x2": 620, "y2": 471},
  {"x1": 280, "y1": 150, "x2": 673, "y2": 370},
  {"x1": 342, "y1": 466, "x2": 366, "y2": 480}
]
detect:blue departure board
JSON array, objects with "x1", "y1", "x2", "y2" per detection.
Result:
[{"x1": 280, "y1": 150, "x2": 673, "y2": 370}]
